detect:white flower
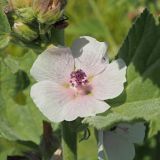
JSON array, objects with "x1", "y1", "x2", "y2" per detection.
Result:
[
  {"x1": 98, "y1": 122, "x2": 146, "y2": 160},
  {"x1": 30, "y1": 36, "x2": 127, "y2": 122}
]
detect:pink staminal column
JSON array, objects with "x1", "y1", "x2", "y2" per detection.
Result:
[{"x1": 69, "y1": 69, "x2": 92, "y2": 95}]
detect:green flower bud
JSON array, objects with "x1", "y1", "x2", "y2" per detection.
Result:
[
  {"x1": 8, "y1": 0, "x2": 32, "y2": 9},
  {"x1": 15, "y1": 7, "x2": 35, "y2": 23},
  {"x1": 33, "y1": 0, "x2": 67, "y2": 25},
  {"x1": 8, "y1": 0, "x2": 35, "y2": 23},
  {"x1": 13, "y1": 22, "x2": 38, "y2": 42}
]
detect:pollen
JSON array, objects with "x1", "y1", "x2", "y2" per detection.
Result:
[{"x1": 69, "y1": 69, "x2": 88, "y2": 88}]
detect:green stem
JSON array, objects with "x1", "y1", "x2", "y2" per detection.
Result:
[
  {"x1": 51, "y1": 28, "x2": 65, "y2": 45},
  {"x1": 39, "y1": 23, "x2": 48, "y2": 43},
  {"x1": 61, "y1": 121, "x2": 77, "y2": 160}
]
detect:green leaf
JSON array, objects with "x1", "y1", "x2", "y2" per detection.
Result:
[
  {"x1": 0, "y1": 0, "x2": 8, "y2": 7},
  {"x1": 0, "y1": 51, "x2": 45, "y2": 144},
  {"x1": 0, "y1": 138, "x2": 37, "y2": 160},
  {"x1": 0, "y1": 7, "x2": 11, "y2": 34},
  {"x1": 0, "y1": 35, "x2": 11, "y2": 49},
  {"x1": 83, "y1": 9, "x2": 160, "y2": 137},
  {"x1": 4, "y1": 55, "x2": 19, "y2": 73},
  {"x1": 0, "y1": 7, "x2": 11, "y2": 49}
]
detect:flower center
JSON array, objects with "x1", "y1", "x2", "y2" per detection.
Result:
[{"x1": 69, "y1": 69, "x2": 88, "y2": 88}]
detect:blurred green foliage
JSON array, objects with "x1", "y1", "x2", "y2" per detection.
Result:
[
  {"x1": 66, "y1": 0, "x2": 160, "y2": 57},
  {"x1": 0, "y1": 0, "x2": 160, "y2": 160}
]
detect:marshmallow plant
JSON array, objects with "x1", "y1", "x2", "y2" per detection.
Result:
[
  {"x1": 30, "y1": 36, "x2": 127, "y2": 159},
  {"x1": 1, "y1": 0, "x2": 160, "y2": 159}
]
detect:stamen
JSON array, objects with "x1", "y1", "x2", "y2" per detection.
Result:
[{"x1": 70, "y1": 69, "x2": 88, "y2": 88}]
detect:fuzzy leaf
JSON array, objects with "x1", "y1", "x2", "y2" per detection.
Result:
[
  {"x1": 0, "y1": 7, "x2": 11, "y2": 49},
  {"x1": 0, "y1": 51, "x2": 45, "y2": 144},
  {"x1": 0, "y1": 138, "x2": 37, "y2": 160},
  {"x1": 0, "y1": 7, "x2": 11, "y2": 34},
  {"x1": 0, "y1": 35, "x2": 10, "y2": 49}
]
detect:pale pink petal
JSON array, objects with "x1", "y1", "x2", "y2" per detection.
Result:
[
  {"x1": 71, "y1": 36, "x2": 108, "y2": 76},
  {"x1": 60, "y1": 95, "x2": 110, "y2": 121},
  {"x1": 30, "y1": 80, "x2": 75, "y2": 122},
  {"x1": 104, "y1": 131, "x2": 135, "y2": 160},
  {"x1": 116, "y1": 122, "x2": 146, "y2": 144},
  {"x1": 92, "y1": 59, "x2": 127, "y2": 100},
  {"x1": 30, "y1": 47, "x2": 74, "y2": 84}
]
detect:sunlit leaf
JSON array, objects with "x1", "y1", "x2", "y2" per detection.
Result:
[
  {"x1": 0, "y1": 35, "x2": 11, "y2": 49},
  {"x1": 0, "y1": 6, "x2": 11, "y2": 49},
  {"x1": 0, "y1": 7, "x2": 10, "y2": 34},
  {"x1": 0, "y1": 51, "x2": 45, "y2": 144}
]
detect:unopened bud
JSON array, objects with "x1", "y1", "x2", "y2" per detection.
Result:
[
  {"x1": 8, "y1": 0, "x2": 32, "y2": 9},
  {"x1": 8, "y1": 0, "x2": 34, "y2": 23},
  {"x1": 13, "y1": 22, "x2": 38, "y2": 42},
  {"x1": 33, "y1": 0, "x2": 67, "y2": 24},
  {"x1": 15, "y1": 7, "x2": 35, "y2": 23}
]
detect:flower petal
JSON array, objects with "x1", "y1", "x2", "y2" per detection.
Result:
[
  {"x1": 71, "y1": 36, "x2": 108, "y2": 76},
  {"x1": 30, "y1": 80, "x2": 75, "y2": 122},
  {"x1": 92, "y1": 59, "x2": 127, "y2": 100},
  {"x1": 30, "y1": 81, "x2": 109, "y2": 122},
  {"x1": 104, "y1": 131, "x2": 135, "y2": 160},
  {"x1": 61, "y1": 95, "x2": 110, "y2": 121},
  {"x1": 30, "y1": 47, "x2": 74, "y2": 84},
  {"x1": 116, "y1": 122, "x2": 146, "y2": 144}
]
